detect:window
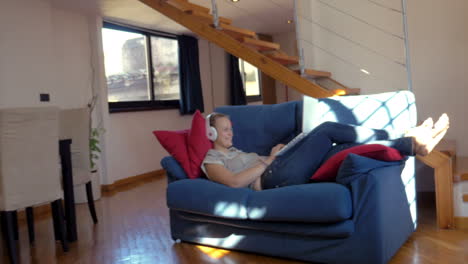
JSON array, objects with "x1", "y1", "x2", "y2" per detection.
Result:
[
  {"x1": 102, "y1": 22, "x2": 180, "y2": 112},
  {"x1": 238, "y1": 59, "x2": 262, "y2": 102}
]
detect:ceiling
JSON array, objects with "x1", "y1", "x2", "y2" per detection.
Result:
[{"x1": 52, "y1": 0, "x2": 295, "y2": 36}]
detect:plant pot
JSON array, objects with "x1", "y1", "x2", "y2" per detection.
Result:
[{"x1": 74, "y1": 170, "x2": 102, "y2": 204}]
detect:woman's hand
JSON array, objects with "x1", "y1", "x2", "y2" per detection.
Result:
[
  {"x1": 270, "y1": 144, "x2": 285, "y2": 156},
  {"x1": 265, "y1": 144, "x2": 285, "y2": 164}
]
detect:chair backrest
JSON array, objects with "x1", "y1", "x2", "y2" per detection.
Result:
[
  {"x1": 0, "y1": 107, "x2": 63, "y2": 211},
  {"x1": 215, "y1": 101, "x2": 302, "y2": 156},
  {"x1": 59, "y1": 108, "x2": 91, "y2": 186}
]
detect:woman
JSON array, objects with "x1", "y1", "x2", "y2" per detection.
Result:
[{"x1": 201, "y1": 113, "x2": 449, "y2": 191}]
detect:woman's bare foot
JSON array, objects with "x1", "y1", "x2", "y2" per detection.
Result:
[
  {"x1": 405, "y1": 117, "x2": 433, "y2": 137},
  {"x1": 412, "y1": 113, "x2": 450, "y2": 156}
]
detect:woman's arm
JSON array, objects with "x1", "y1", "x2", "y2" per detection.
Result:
[
  {"x1": 205, "y1": 162, "x2": 268, "y2": 189},
  {"x1": 205, "y1": 144, "x2": 285, "y2": 190}
]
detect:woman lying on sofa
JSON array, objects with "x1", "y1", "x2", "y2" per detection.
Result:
[{"x1": 201, "y1": 113, "x2": 450, "y2": 191}]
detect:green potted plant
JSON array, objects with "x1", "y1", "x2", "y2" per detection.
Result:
[{"x1": 90, "y1": 127, "x2": 104, "y2": 173}]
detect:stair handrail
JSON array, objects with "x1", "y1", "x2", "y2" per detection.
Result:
[
  {"x1": 211, "y1": 0, "x2": 220, "y2": 29},
  {"x1": 294, "y1": 0, "x2": 306, "y2": 77}
]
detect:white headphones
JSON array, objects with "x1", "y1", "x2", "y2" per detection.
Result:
[{"x1": 206, "y1": 113, "x2": 218, "y2": 141}]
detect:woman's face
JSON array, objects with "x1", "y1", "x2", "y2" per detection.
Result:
[{"x1": 214, "y1": 117, "x2": 233, "y2": 148}]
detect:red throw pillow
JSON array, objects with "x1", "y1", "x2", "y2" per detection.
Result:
[
  {"x1": 187, "y1": 110, "x2": 213, "y2": 178},
  {"x1": 311, "y1": 144, "x2": 404, "y2": 182},
  {"x1": 153, "y1": 110, "x2": 213, "y2": 179},
  {"x1": 153, "y1": 129, "x2": 190, "y2": 176}
]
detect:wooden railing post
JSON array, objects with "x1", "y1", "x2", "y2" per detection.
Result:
[{"x1": 417, "y1": 151, "x2": 454, "y2": 229}]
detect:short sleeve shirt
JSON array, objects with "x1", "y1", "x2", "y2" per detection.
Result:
[{"x1": 201, "y1": 147, "x2": 266, "y2": 187}]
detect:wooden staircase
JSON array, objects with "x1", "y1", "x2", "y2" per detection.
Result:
[{"x1": 139, "y1": 0, "x2": 359, "y2": 99}]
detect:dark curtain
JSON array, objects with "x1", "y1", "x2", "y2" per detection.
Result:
[
  {"x1": 178, "y1": 35, "x2": 204, "y2": 114},
  {"x1": 229, "y1": 54, "x2": 247, "y2": 105}
]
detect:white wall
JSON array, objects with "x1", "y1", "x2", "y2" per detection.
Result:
[
  {"x1": 0, "y1": 0, "x2": 92, "y2": 109},
  {"x1": 296, "y1": 0, "x2": 407, "y2": 95}
]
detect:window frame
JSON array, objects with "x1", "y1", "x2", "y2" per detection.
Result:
[
  {"x1": 238, "y1": 58, "x2": 262, "y2": 103},
  {"x1": 102, "y1": 21, "x2": 181, "y2": 113}
]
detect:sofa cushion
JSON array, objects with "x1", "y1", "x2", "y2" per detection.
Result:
[
  {"x1": 311, "y1": 144, "x2": 404, "y2": 182},
  {"x1": 336, "y1": 153, "x2": 406, "y2": 185},
  {"x1": 154, "y1": 110, "x2": 212, "y2": 179},
  {"x1": 167, "y1": 179, "x2": 352, "y2": 223},
  {"x1": 215, "y1": 101, "x2": 300, "y2": 156}
]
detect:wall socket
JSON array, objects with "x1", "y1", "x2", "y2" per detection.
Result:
[{"x1": 40, "y1": 93, "x2": 50, "y2": 102}]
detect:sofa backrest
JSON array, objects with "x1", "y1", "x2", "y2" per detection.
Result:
[
  {"x1": 215, "y1": 101, "x2": 301, "y2": 156},
  {"x1": 302, "y1": 90, "x2": 417, "y2": 132}
]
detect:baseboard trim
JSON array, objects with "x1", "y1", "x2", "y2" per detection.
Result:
[
  {"x1": 454, "y1": 217, "x2": 468, "y2": 229},
  {"x1": 101, "y1": 169, "x2": 166, "y2": 193}
]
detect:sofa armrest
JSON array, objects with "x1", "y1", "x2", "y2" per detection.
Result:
[
  {"x1": 335, "y1": 154, "x2": 414, "y2": 262},
  {"x1": 161, "y1": 156, "x2": 188, "y2": 183}
]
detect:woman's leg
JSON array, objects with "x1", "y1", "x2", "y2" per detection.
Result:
[
  {"x1": 261, "y1": 121, "x2": 412, "y2": 189},
  {"x1": 261, "y1": 116, "x2": 449, "y2": 189},
  {"x1": 261, "y1": 132, "x2": 333, "y2": 189},
  {"x1": 310, "y1": 121, "x2": 414, "y2": 155}
]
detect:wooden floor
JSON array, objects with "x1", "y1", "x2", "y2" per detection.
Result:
[{"x1": 1, "y1": 176, "x2": 468, "y2": 264}]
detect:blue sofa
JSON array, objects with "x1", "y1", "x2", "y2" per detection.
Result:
[{"x1": 162, "y1": 91, "x2": 417, "y2": 263}]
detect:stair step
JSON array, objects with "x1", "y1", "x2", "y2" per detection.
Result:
[
  {"x1": 314, "y1": 77, "x2": 361, "y2": 95},
  {"x1": 316, "y1": 77, "x2": 349, "y2": 90},
  {"x1": 453, "y1": 156, "x2": 468, "y2": 182},
  {"x1": 435, "y1": 139, "x2": 456, "y2": 157},
  {"x1": 331, "y1": 88, "x2": 361, "y2": 96},
  {"x1": 217, "y1": 23, "x2": 257, "y2": 40},
  {"x1": 167, "y1": 0, "x2": 210, "y2": 13},
  {"x1": 294, "y1": 69, "x2": 332, "y2": 79},
  {"x1": 241, "y1": 37, "x2": 280, "y2": 51},
  {"x1": 266, "y1": 53, "x2": 299, "y2": 65},
  {"x1": 186, "y1": 10, "x2": 232, "y2": 25}
]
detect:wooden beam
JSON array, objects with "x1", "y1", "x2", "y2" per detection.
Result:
[
  {"x1": 138, "y1": 0, "x2": 333, "y2": 98},
  {"x1": 186, "y1": 10, "x2": 232, "y2": 25},
  {"x1": 417, "y1": 151, "x2": 454, "y2": 229},
  {"x1": 187, "y1": 2, "x2": 210, "y2": 13},
  {"x1": 166, "y1": 0, "x2": 191, "y2": 12},
  {"x1": 241, "y1": 37, "x2": 280, "y2": 51},
  {"x1": 463, "y1": 194, "x2": 468, "y2": 202}
]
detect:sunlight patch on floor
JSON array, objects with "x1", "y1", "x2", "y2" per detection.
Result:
[{"x1": 196, "y1": 245, "x2": 231, "y2": 259}]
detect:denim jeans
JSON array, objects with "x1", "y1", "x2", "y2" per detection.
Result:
[{"x1": 261, "y1": 121, "x2": 413, "y2": 189}]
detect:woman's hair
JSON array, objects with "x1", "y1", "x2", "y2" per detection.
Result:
[{"x1": 209, "y1": 113, "x2": 229, "y2": 128}]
